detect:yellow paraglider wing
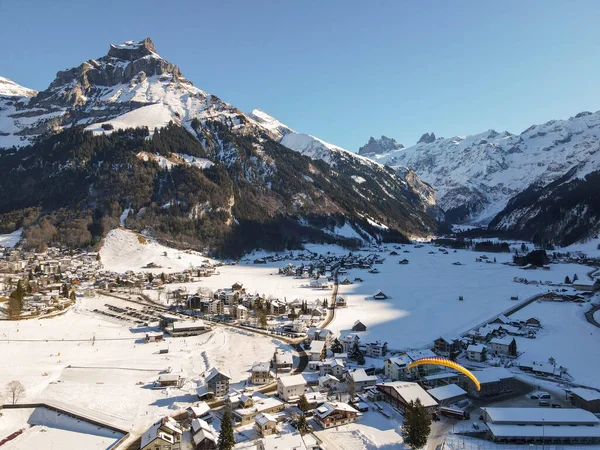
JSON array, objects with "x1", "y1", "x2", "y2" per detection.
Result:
[{"x1": 407, "y1": 357, "x2": 481, "y2": 391}]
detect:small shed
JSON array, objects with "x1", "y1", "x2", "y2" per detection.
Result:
[
  {"x1": 352, "y1": 320, "x2": 367, "y2": 332},
  {"x1": 373, "y1": 290, "x2": 388, "y2": 300}
]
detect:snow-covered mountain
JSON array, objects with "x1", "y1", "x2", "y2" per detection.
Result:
[
  {"x1": 0, "y1": 38, "x2": 442, "y2": 254},
  {"x1": 364, "y1": 112, "x2": 600, "y2": 224}
]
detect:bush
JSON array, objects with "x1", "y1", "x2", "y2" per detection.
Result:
[{"x1": 101, "y1": 123, "x2": 114, "y2": 131}]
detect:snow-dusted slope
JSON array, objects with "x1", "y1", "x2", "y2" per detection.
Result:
[
  {"x1": 0, "y1": 77, "x2": 38, "y2": 148},
  {"x1": 369, "y1": 111, "x2": 600, "y2": 224},
  {"x1": 0, "y1": 77, "x2": 37, "y2": 97},
  {"x1": 248, "y1": 109, "x2": 441, "y2": 218}
]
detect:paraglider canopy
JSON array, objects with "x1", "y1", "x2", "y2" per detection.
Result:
[{"x1": 407, "y1": 357, "x2": 481, "y2": 391}]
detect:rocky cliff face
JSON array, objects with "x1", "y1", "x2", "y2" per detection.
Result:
[{"x1": 358, "y1": 135, "x2": 403, "y2": 156}]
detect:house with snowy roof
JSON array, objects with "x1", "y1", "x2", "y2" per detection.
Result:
[
  {"x1": 376, "y1": 381, "x2": 438, "y2": 414},
  {"x1": 191, "y1": 418, "x2": 217, "y2": 450},
  {"x1": 314, "y1": 401, "x2": 359, "y2": 428},
  {"x1": 202, "y1": 367, "x2": 231, "y2": 397},
  {"x1": 141, "y1": 416, "x2": 183, "y2": 450}
]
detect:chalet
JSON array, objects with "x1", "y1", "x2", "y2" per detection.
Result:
[
  {"x1": 308, "y1": 340, "x2": 326, "y2": 361},
  {"x1": 141, "y1": 417, "x2": 183, "y2": 450},
  {"x1": 319, "y1": 374, "x2": 340, "y2": 390},
  {"x1": 188, "y1": 402, "x2": 212, "y2": 422},
  {"x1": 398, "y1": 259, "x2": 409, "y2": 265},
  {"x1": 466, "y1": 344, "x2": 486, "y2": 362},
  {"x1": 317, "y1": 358, "x2": 345, "y2": 378},
  {"x1": 251, "y1": 362, "x2": 274, "y2": 385},
  {"x1": 255, "y1": 413, "x2": 278, "y2": 437},
  {"x1": 315, "y1": 402, "x2": 359, "y2": 429},
  {"x1": 273, "y1": 351, "x2": 293, "y2": 372},
  {"x1": 376, "y1": 382, "x2": 438, "y2": 414},
  {"x1": 525, "y1": 317, "x2": 541, "y2": 327},
  {"x1": 490, "y1": 315, "x2": 511, "y2": 325},
  {"x1": 231, "y1": 282, "x2": 243, "y2": 291},
  {"x1": 233, "y1": 393, "x2": 284, "y2": 426},
  {"x1": 489, "y1": 337, "x2": 517, "y2": 356},
  {"x1": 204, "y1": 368, "x2": 231, "y2": 398},
  {"x1": 277, "y1": 374, "x2": 307, "y2": 402},
  {"x1": 340, "y1": 278, "x2": 353, "y2": 285},
  {"x1": 347, "y1": 368, "x2": 378, "y2": 392},
  {"x1": 233, "y1": 304, "x2": 248, "y2": 320},
  {"x1": 373, "y1": 290, "x2": 388, "y2": 300},
  {"x1": 352, "y1": 320, "x2": 367, "y2": 332},
  {"x1": 154, "y1": 374, "x2": 184, "y2": 389},
  {"x1": 340, "y1": 334, "x2": 360, "y2": 353},
  {"x1": 336, "y1": 296, "x2": 347, "y2": 307},
  {"x1": 384, "y1": 354, "x2": 412, "y2": 381},
  {"x1": 363, "y1": 341, "x2": 387, "y2": 358},
  {"x1": 317, "y1": 328, "x2": 333, "y2": 345},
  {"x1": 433, "y1": 335, "x2": 461, "y2": 356},
  {"x1": 191, "y1": 418, "x2": 217, "y2": 450},
  {"x1": 269, "y1": 300, "x2": 287, "y2": 315}
]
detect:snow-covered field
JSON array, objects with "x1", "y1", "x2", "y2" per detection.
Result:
[
  {"x1": 0, "y1": 407, "x2": 123, "y2": 449},
  {"x1": 0, "y1": 293, "x2": 293, "y2": 435},
  {"x1": 0, "y1": 228, "x2": 22, "y2": 248},
  {"x1": 314, "y1": 403, "x2": 405, "y2": 450},
  {"x1": 99, "y1": 228, "x2": 218, "y2": 274},
  {"x1": 511, "y1": 301, "x2": 600, "y2": 389},
  {"x1": 331, "y1": 245, "x2": 590, "y2": 349}
]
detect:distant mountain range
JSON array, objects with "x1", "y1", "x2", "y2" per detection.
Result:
[
  {"x1": 0, "y1": 38, "x2": 440, "y2": 255},
  {"x1": 357, "y1": 112, "x2": 600, "y2": 246}
]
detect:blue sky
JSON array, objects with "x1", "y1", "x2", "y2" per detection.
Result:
[{"x1": 1, "y1": 0, "x2": 599, "y2": 151}]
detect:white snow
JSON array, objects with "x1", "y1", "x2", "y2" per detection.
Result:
[
  {"x1": 329, "y1": 244, "x2": 591, "y2": 349},
  {"x1": 0, "y1": 407, "x2": 123, "y2": 450},
  {"x1": 0, "y1": 293, "x2": 292, "y2": 435},
  {"x1": 135, "y1": 151, "x2": 213, "y2": 170},
  {"x1": 511, "y1": 300, "x2": 600, "y2": 389},
  {"x1": 0, "y1": 228, "x2": 22, "y2": 248},
  {"x1": 0, "y1": 76, "x2": 37, "y2": 97},
  {"x1": 85, "y1": 103, "x2": 175, "y2": 135},
  {"x1": 99, "y1": 228, "x2": 216, "y2": 274}
]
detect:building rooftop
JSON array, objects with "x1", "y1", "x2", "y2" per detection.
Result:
[
  {"x1": 378, "y1": 381, "x2": 438, "y2": 408},
  {"x1": 570, "y1": 388, "x2": 600, "y2": 402},
  {"x1": 278, "y1": 374, "x2": 306, "y2": 388},
  {"x1": 487, "y1": 423, "x2": 600, "y2": 438},
  {"x1": 483, "y1": 407, "x2": 600, "y2": 425},
  {"x1": 427, "y1": 384, "x2": 466, "y2": 402}
]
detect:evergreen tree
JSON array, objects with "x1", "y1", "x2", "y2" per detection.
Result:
[
  {"x1": 8, "y1": 281, "x2": 25, "y2": 319},
  {"x1": 296, "y1": 414, "x2": 309, "y2": 435},
  {"x1": 350, "y1": 341, "x2": 365, "y2": 365},
  {"x1": 61, "y1": 284, "x2": 69, "y2": 298},
  {"x1": 401, "y1": 399, "x2": 431, "y2": 449},
  {"x1": 565, "y1": 275, "x2": 571, "y2": 284},
  {"x1": 69, "y1": 291, "x2": 76, "y2": 302},
  {"x1": 573, "y1": 273, "x2": 579, "y2": 282},
  {"x1": 218, "y1": 408, "x2": 235, "y2": 450},
  {"x1": 323, "y1": 298, "x2": 328, "y2": 308},
  {"x1": 331, "y1": 338, "x2": 343, "y2": 354},
  {"x1": 160, "y1": 272, "x2": 167, "y2": 283},
  {"x1": 298, "y1": 394, "x2": 310, "y2": 413}
]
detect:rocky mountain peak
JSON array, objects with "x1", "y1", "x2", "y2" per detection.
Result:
[
  {"x1": 107, "y1": 38, "x2": 156, "y2": 60},
  {"x1": 0, "y1": 76, "x2": 37, "y2": 98},
  {"x1": 358, "y1": 135, "x2": 403, "y2": 156},
  {"x1": 417, "y1": 132, "x2": 436, "y2": 144}
]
